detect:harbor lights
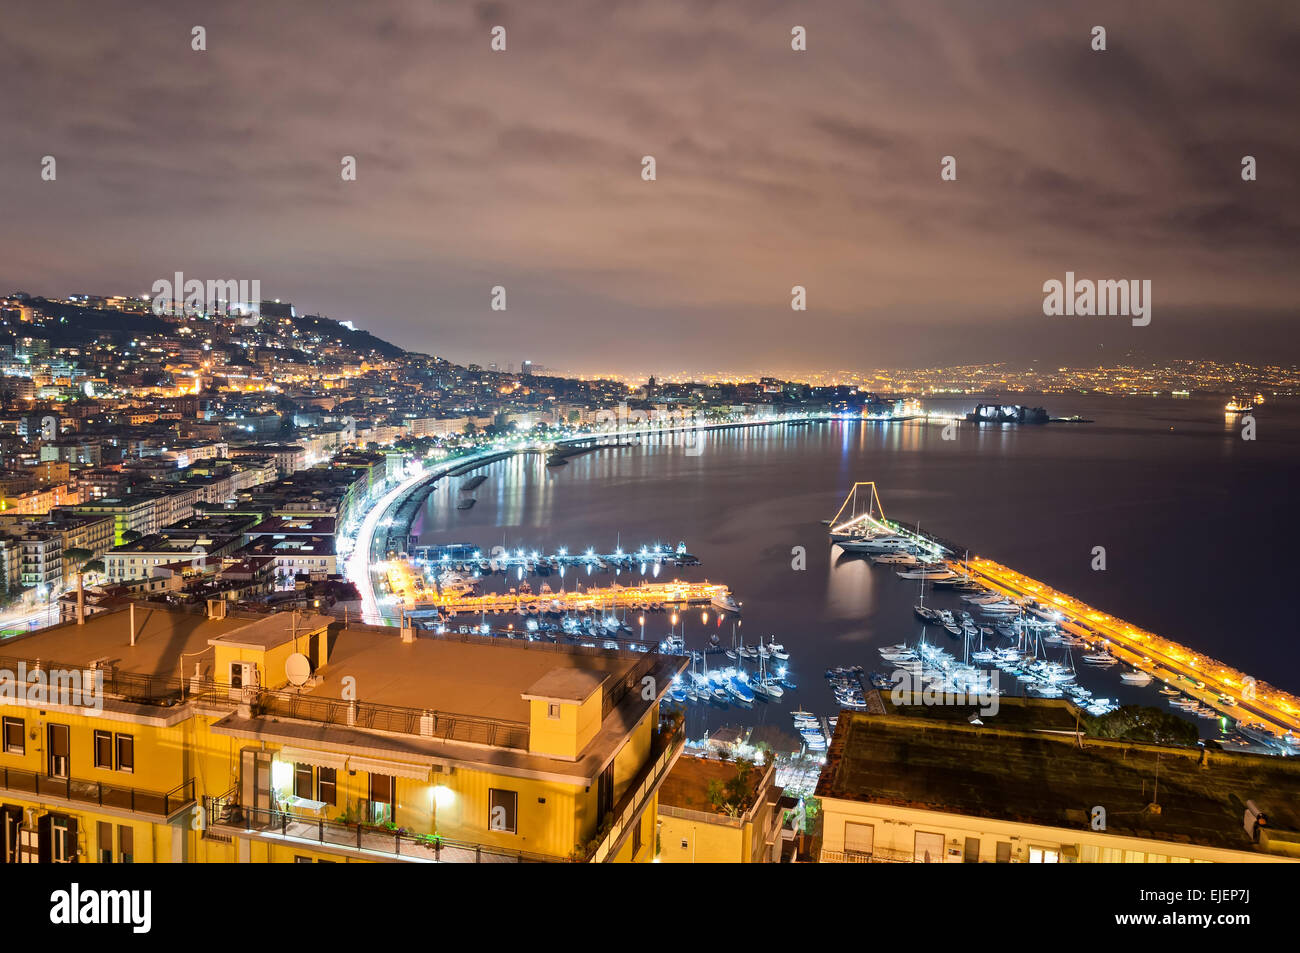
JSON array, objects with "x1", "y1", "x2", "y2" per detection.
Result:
[{"x1": 701, "y1": 610, "x2": 709, "y2": 625}]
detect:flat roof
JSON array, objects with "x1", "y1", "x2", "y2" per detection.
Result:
[
  {"x1": 817, "y1": 709, "x2": 1300, "y2": 855},
  {"x1": 306, "y1": 629, "x2": 632, "y2": 723},
  {"x1": 0, "y1": 605, "x2": 246, "y2": 678},
  {"x1": 659, "y1": 753, "x2": 765, "y2": 814},
  {"x1": 209, "y1": 612, "x2": 333, "y2": 651},
  {"x1": 521, "y1": 667, "x2": 608, "y2": 704}
]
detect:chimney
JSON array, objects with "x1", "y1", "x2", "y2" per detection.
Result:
[
  {"x1": 76, "y1": 572, "x2": 85, "y2": 625},
  {"x1": 129, "y1": 602, "x2": 136, "y2": 646}
]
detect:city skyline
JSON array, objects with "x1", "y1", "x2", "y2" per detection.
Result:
[{"x1": 3, "y1": 0, "x2": 1298, "y2": 377}]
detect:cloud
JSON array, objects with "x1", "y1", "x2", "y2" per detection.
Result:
[{"x1": 0, "y1": 0, "x2": 1296, "y2": 374}]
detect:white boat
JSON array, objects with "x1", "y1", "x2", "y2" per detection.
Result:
[
  {"x1": 1119, "y1": 670, "x2": 1153, "y2": 686},
  {"x1": 838, "y1": 534, "x2": 914, "y2": 554},
  {"x1": 896, "y1": 567, "x2": 956, "y2": 580},
  {"x1": 710, "y1": 591, "x2": 740, "y2": 613}
]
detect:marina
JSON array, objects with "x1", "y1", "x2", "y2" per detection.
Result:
[
  {"x1": 824, "y1": 482, "x2": 1300, "y2": 754},
  {"x1": 383, "y1": 412, "x2": 1300, "y2": 763}
]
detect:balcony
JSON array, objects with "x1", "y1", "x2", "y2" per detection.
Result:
[
  {"x1": 0, "y1": 766, "x2": 196, "y2": 820},
  {"x1": 586, "y1": 724, "x2": 685, "y2": 863},
  {"x1": 819, "y1": 846, "x2": 916, "y2": 863},
  {"x1": 204, "y1": 793, "x2": 554, "y2": 863}
]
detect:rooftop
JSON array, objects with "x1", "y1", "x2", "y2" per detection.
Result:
[
  {"x1": 659, "y1": 753, "x2": 767, "y2": 816},
  {"x1": 307, "y1": 628, "x2": 631, "y2": 722},
  {"x1": 816, "y1": 708, "x2": 1300, "y2": 856}
]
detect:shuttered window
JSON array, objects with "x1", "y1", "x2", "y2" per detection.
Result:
[
  {"x1": 115, "y1": 734, "x2": 134, "y2": 773},
  {"x1": 317, "y1": 767, "x2": 336, "y2": 806},
  {"x1": 94, "y1": 731, "x2": 113, "y2": 769},
  {"x1": 294, "y1": 763, "x2": 314, "y2": 799},
  {"x1": 488, "y1": 788, "x2": 517, "y2": 834},
  {"x1": 844, "y1": 822, "x2": 874, "y2": 857},
  {"x1": 2, "y1": 718, "x2": 23, "y2": 755},
  {"x1": 368, "y1": 774, "x2": 394, "y2": 825},
  {"x1": 914, "y1": 830, "x2": 944, "y2": 863},
  {"x1": 47, "y1": 725, "x2": 69, "y2": 779},
  {"x1": 98, "y1": 822, "x2": 113, "y2": 864}
]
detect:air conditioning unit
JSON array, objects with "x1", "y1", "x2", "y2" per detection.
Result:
[{"x1": 228, "y1": 661, "x2": 260, "y2": 701}]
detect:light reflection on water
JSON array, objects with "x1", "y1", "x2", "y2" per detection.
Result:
[{"x1": 413, "y1": 396, "x2": 1300, "y2": 744}]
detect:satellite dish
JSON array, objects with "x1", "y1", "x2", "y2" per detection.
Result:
[{"x1": 285, "y1": 653, "x2": 311, "y2": 687}]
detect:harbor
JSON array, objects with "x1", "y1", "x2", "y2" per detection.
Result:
[
  {"x1": 377, "y1": 418, "x2": 1300, "y2": 764},
  {"x1": 826, "y1": 481, "x2": 1300, "y2": 755}
]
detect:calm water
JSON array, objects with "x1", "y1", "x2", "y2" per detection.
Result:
[{"x1": 412, "y1": 396, "x2": 1300, "y2": 744}]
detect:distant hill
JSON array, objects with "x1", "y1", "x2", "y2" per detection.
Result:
[
  {"x1": 291, "y1": 313, "x2": 406, "y2": 359},
  {"x1": 7, "y1": 298, "x2": 408, "y2": 360}
]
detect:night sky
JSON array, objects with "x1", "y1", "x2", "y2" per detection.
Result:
[{"x1": 2, "y1": 1, "x2": 1297, "y2": 376}]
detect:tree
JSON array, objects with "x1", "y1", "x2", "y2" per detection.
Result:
[
  {"x1": 1083, "y1": 705, "x2": 1199, "y2": 747},
  {"x1": 706, "y1": 758, "x2": 760, "y2": 818},
  {"x1": 63, "y1": 547, "x2": 93, "y2": 571},
  {"x1": 84, "y1": 559, "x2": 105, "y2": 575},
  {"x1": 121, "y1": 530, "x2": 142, "y2": 544}
]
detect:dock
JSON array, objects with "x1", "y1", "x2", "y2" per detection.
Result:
[
  {"x1": 958, "y1": 556, "x2": 1300, "y2": 743},
  {"x1": 827, "y1": 482, "x2": 1300, "y2": 748},
  {"x1": 386, "y1": 575, "x2": 737, "y2": 616}
]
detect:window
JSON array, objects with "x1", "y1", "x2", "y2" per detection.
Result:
[
  {"x1": 844, "y1": 822, "x2": 874, "y2": 859},
  {"x1": 488, "y1": 788, "x2": 517, "y2": 834},
  {"x1": 317, "y1": 767, "x2": 336, "y2": 806},
  {"x1": 913, "y1": 830, "x2": 944, "y2": 863},
  {"x1": 996, "y1": 841, "x2": 1012, "y2": 863},
  {"x1": 368, "y1": 773, "x2": 393, "y2": 825},
  {"x1": 47, "y1": 725, "x2": 70, "y2": 779},
  {"x1": 294, "y1": 763, "x2": 314, "y2": 799},
  {"x1": 115, "y1": 734, "x2": 134, "y2": 773},
  {"x1": 94, "y1": 731, "x2": 113, "y2": 769},
  {"x1": 98, "y1": 822, "x2": 113, "y2": 864},
  {"x1": 294, "y1": 855, "x2": 313, "y2": 863},
  {"x1": 1029, "y1": 846, "x2": 1060, "y2": 863},
  {"x1": 2, "y1": 718, "x2": 23, "y2": 755},
  {"x1": 963, "y1": 837, "x2": 980, "y2": 863},
  {"x1": 547, "y1": 703, "x2": 561, "y2": 719},
  {"x1": 51, "y1": 817, "x2": 73, "y2": 863},
  {"x1": 118, "y1": 825, "x2": 133, "y2": 863},
  {"x1": 631, "y1": 816, "x2": 643, "y2": 857}
]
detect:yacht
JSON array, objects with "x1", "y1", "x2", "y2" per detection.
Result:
[
  {"x1": 1119, "y1": 669, "x2": 1153, "y2": 686},
  {"x1": 710, "y1": 591, "x2": 741, "y2": 613},
  {"x1": 838, "y1": 535, "x2": 914, "y2": 554},
  {"x1": 896, "y1": 566, "x2": 957, "y2": 580}
]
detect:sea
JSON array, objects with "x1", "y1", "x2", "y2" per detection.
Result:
[{"x1": 411, "y1": 395, "x2": 1300, "y2": 748}]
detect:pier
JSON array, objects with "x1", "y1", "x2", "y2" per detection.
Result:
[
  {"x1": 828, "y1": 482, "x2": 1300, "y2": 747},
  {"x1": 384, "y1": 574, "x2": 737, "y2": 616},
  {"x1": 959, "y1": 557, "x2": 1300, "y2": 743}
]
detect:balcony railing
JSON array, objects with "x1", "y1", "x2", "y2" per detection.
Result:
[
  {"x1": 204, "y1": 794, "x2": 554, "y2": 863},
  {"x1": 588, "y1": 725, "x2": 684, "y2": 863},
  {"x1": 820, "y1": 846, "x2": 916, "y2": 864},
  {"x1": 0, "y1": 766, "x2": 195, "y2": 818},
  {"x1": 0, "y1": 651, "x2": 531, "y2": 751}
]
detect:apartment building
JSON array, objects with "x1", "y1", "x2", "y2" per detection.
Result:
[
  {"x1": 18, "y1": 532, "x2": 62, "y2": 589},
  {"x1": 816, "y1": 706, "x2": 1300, "y2": 864},
  {"x1": 0, "y1": 605, "x2": 687, "y2": 863},
  {"x1": 656, "y1": 753, "x2": 781, "y2": 863},
  {"x1": 68, "y1": 487, "x2": 199, "y2": 545},
  {"x1": 104, "y1": 532, "x2": 244, "y2": 583}
]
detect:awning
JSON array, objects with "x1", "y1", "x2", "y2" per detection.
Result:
[
  {"x1": 276, "y1": 746, "x2": 348, "y2": 771},
  {"x1": 346, "y1": 755, "x2": 431, "y2": 782}
]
